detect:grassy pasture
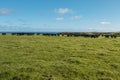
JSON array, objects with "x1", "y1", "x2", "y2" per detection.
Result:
[{"x1": 0, "y1": 35, "x2": 120, "y2": 80}]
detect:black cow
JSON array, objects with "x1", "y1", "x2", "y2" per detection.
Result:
[
  {"x1": 104, "y1": 34, "x2": 117, "y2": 38},
  {"x1": 2, "y1": 33, "x2": 6, "y2": 35},
  {"x1": 111, "y1": 34, "x2": 117, "y2": 38},
  {"x1": 11, "y1": 33, "x2": 17, "y2": 35},
  {"x1": 26, "y1": 33, "x2": 35, "y2": 36},
  {"x1": 105, "y1": 34, "x2": 110, "y2": 38},
  {"x1": 16, "y1": 33, "x2": 25, "y2": 36},
  {"x1": 36, "y1": 33, "x2": 40, "y2": 35},
  {"x1": 91, "y1": 34, "x2": 99, "y2": 38}
]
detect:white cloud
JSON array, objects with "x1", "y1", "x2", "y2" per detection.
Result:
[
  {"x1": 100, "y1": 21, "x2": 111, "y2": 25},
  {"x1": 56, "y1": 17, "x2": 64, "y2": 21},
  {"x1": 71, "y1": 16, "x2": 82, "y2": 20},
  {"x1": 55, "y1": 8, "x2": 72, "y2": 14},
  {"x1": 0, "y1": 8, "x2": 12, "y2": 15},
  {"x1": 88, "y1": 28, "x2": 96, "y2": 30}
]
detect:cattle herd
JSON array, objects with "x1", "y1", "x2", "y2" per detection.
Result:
[{"x1": 0, "y1": 32, "x2": 118, "y2": 38}]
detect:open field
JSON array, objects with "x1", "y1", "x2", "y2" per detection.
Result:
[{"x1": 0, "y1": 35, "x2": 120, "y2": 80}]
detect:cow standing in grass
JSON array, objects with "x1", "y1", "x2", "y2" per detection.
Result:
[
  {"x1": 2, "y1": 33, "x2": 6, "y2": 35},
  {"x1": 104, "y1": 34, "x2": 117, "y2": 38},
  {"x1": 91, "y1": 34, "x2": 100, "y2": 38},
  {"x1": 111, "y1": 34, "x2": 117, "y2": 38}
]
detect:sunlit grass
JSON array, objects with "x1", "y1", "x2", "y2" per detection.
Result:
[{"x1": 0, "y1": 35, "x2": 120, "y2": 80}]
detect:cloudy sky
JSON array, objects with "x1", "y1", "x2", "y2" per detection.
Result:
[{"x1": 0, "y1": 0, "x2": 120, "y2": 32}]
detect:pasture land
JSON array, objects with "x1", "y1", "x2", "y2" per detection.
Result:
[{"x1": 0, "y1": 35, "x2": 120, "y2": 80}]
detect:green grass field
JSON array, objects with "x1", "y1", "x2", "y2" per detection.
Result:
[{"x1": 0, "y1": 35, "x2": 120, "y2": 80}]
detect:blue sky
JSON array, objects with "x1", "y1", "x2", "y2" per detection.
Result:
[{"x1": 0, "y1": 0, "x2": 120, "y2": 32}]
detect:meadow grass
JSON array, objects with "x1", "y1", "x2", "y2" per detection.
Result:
[{"x1": 0, "y1": 35, "x2": 120, "y2": 80}]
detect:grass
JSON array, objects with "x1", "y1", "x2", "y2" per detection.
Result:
[{"x1": 0, "y1": 35, "x2": 120, "y2": 80}]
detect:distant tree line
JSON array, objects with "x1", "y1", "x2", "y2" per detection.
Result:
[{"x1": 0, "y1": 32, "x2": 120, "y2": 38}]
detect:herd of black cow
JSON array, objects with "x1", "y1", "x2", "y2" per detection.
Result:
[{"x1": 0, "y1": 32, "x2": 118, "y2": 38}]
